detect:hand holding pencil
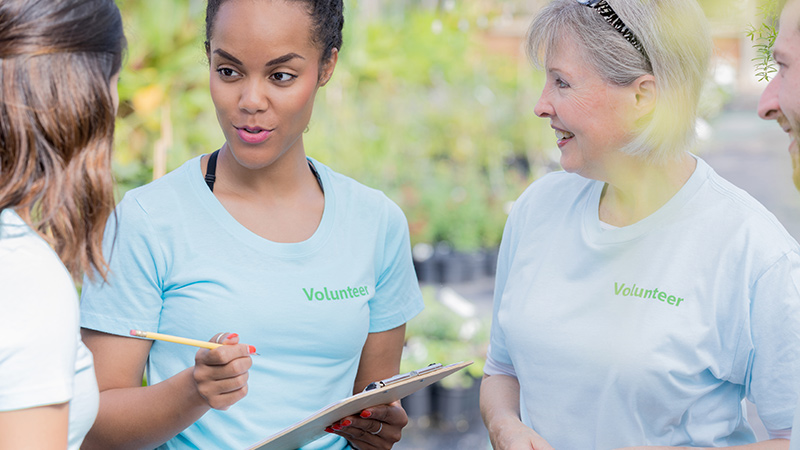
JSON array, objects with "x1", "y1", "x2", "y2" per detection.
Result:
[
  {"x1": 130, "y1": 329, "x2": 256, "y2": 411},
  {"x1": 130, "y1": 329, "x2": 258, "y2": 354}
]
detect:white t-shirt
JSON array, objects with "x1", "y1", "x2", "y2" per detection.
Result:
[
  {"x1": 80, "y1": 156, "x2": 424, "y2": 450},
  {"x1": 485, "y1": 156, "x2": 800, "y2": 449},
  {"x1": 791, "y1": 399, "x2": 800, "y2": 449},
  {"x1": 0, "y1": 209, "x2": 98, "y2": 449}
]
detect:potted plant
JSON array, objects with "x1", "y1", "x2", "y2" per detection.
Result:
[{"x1": 401, "y1": 287, "x2": 490, "y2": 430}]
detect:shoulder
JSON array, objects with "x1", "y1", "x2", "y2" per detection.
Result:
[
  {"x1": 688, "y1": 158, "x2": 800, "y2": 273},
  {"x1": 117, "y1": 157, "x2": 200, "y2": 216},
  {"x1": 0, "y1": 211, "x2": 78, "y2": 335},
  {"x1": 510, "y1": 170, "x2": 593, "y2": 219},
  {"x1": 0, "y1": 219, "x2": 78, "y2": 411},
  {"x1": 314, "y1": 158, "x2": 407, "y2": 222},
  {"x1": 0, "y1": 211, "x2": 74, "y2": 295},
  {"x1": 697, "y1": 159, "x2": 797, "y2": 249},
  {"x1": 516, "y1": 170, "x2": 590, "y2": 203}
]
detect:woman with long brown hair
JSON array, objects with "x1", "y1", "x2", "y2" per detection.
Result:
[{"x1": 0, "y1": 0, "x2": 126, "y2": 448}]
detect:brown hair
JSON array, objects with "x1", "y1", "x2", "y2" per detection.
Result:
[{"x1": 0, "y1": 0, "x2": 126, "y2": 280}]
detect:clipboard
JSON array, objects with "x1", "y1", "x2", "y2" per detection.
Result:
[{"x1": 246, "y1": 361, "x2": 473, "y2": 450}]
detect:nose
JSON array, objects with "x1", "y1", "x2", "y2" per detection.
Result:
[
  {"x1": 534, "y1": 87, "x2": 553, "y2": 118},
  {"x1": 239, "y1": 78, "x2": 269, "y2": 114},
  {"x1": 758, "y1": 76, "x2": 781, "y2": 120}
]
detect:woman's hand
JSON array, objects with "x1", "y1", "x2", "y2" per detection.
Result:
[
  {"x1": 326, "y1": 400, "x2": 407, "y2": 450},
  {"x1": 488, "y1": 417, "x2": 554, "y2": 450},
  {"x1": 192, "y1": 332, "x2": 253, "y2": 410},
  {"x1": 481, "y1": 374, "x2": 554, "y2": 450},
  {"x1": 334, "y1": 325, "x2": 407, "y2": 449}
]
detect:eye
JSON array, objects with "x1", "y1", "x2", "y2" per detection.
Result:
[
  {"x1": 216, "y1": 67, "x2": 241, "y2": 80},
  {"x1": 271, "y1": 72, "x2": 296, "y2": 83},
  {"x1": 555, "y1": 77, "x2": 569, "y2": 88}
]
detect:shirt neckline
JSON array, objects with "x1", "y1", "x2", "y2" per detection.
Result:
[
  {"x1": 583, "y1": 155, "x2": 708, "y2": 244},
  {"x1": 188, "y1": 155, "x2": 335, "y2": 257}
]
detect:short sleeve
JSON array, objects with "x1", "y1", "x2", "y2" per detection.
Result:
[
  {"x1": 0, "y1": 236, "x2": 78, "y2": 411},
  {"x1": 367, "y1": 199, "x2": 423, "y2": 333},
  {"x1": 746, "y1": 250, "x2": 800, "y2": 432},
  {"x1": 484, "y1": 206, "x2": 517, "y2": 375},
  {"x1": 80, "y1": 195, "x2": 166, "y2": 336}
]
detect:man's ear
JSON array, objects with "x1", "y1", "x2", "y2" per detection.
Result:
[
  {"x1": 319, "y1": 47, "x2": 339, "y2": 87},
  {"x1": 632, "y1": 74, "x2": 657, "y2": 117}
]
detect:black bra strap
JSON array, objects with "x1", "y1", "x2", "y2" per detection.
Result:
[
  {"x1": 205, "y1": 149, "x2": 219, "y2": 192},
  {"x1": 307, "y1": 159, "x2": 324, "y2": 194},
  {"x1": 204, "y1": 150, "x2": 322, "y2": 194}
]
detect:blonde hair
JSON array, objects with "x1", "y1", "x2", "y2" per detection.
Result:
[{"x1": 528, "y1": 0, "x2": 712, "y2": 162}]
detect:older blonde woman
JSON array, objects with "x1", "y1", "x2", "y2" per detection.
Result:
[{"x1": 480, "y1": 0, "x2": 800, "y2": 449}]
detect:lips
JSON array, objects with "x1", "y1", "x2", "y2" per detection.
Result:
[
  {"x1": 235, "y1": 125, "x2": 272, "y2": 144},
  {"x1": 555, "y1": 129, "x2": 575, "y2": 140},
  {"x1": 553, "y1": 127, "x2": 575, "y2": 147},
  {"x1": 777, "y1": 117, "x2": 792, "y2": 134}
]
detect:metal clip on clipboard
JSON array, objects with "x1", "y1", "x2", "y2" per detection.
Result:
[{"x1": 362, "y1": 363, "x2": 444, "y2": 392}]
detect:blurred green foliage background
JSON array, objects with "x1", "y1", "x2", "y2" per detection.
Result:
[
  {"x1": 113, "y1": 0, "x2": 548, "y2": 251},
  {"x1": 112, "y1": 0, "x2": 747, "y2": 251}
]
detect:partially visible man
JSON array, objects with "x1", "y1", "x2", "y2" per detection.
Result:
[
  {"x1": 758, "y1": 3, "x2": 800, "y2": 448},
  {"x1": 759, "y1": 0, "x2": 800, "y2": 191}
]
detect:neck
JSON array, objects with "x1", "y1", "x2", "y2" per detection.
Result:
[
  {"x1": 598, "y1": 151, "x2": 696, "y2": 227},
  {"x1": 214, "y1": 144, "x2": 318, "y2": 200}
]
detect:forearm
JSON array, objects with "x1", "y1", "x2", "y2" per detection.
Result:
[
  {"x1": 82, "y1": 367, "x2": 210, "y2": 450},
  {"x1": 480, "y1": 374, "x2": 525, "y2": 445},
  {"x1": 0, "y1": 404, "x2": 69, "y2": 449},
  {"x1": 721, "y1": 440, "x2": 789, "y2": 450}
]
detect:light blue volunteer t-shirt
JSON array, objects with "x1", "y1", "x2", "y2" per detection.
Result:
[
  {"x1": 486, "y1": 156, "x2": 800, "y2": 449},
  {"x1": 80, "y1": 155, "x2": 424, "y2": 449}
]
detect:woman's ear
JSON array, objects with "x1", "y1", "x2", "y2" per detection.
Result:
[
  {"x1": 633, "y1": 74, "x2": 657, "y2": 116},
  {"x1": 319, "y1": 48, "x2": 339, "y2": 87}
]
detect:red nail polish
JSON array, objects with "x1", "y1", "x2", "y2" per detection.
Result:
[
  {"x1": 360, "y1": 410, "x2": 372, "y2": 418},
  {"x1": 227, "y1": 333, "x2": 239, "y2": 340},
  {"x1": 325, "y1": 427, "x2": 334, "y2": 433},
  {"x1": 248, "y1": 345, "x2": 257, "y2": 354},
  {"x1": 341, "y1": 420, "x2": 352, "y2": 427},
  {"x1": 332, "y1": 424, "x2": 342, "y2": 431}
]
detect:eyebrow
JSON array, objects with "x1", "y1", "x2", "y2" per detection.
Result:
[
  {"x1": 266, "y1": 53, "x2": 305, "y2": 66},
  {"x1": 212, "y1": 49, "x2": 305, "y2": 67},
  {"x1": 213, "y1": 49, "x2": 242, "y2": 65}
]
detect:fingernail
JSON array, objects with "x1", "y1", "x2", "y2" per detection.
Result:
[
  {"x1": 341, "y1": 419, "x2": 352, "y2": 427},
  {"x1": 248, "y1": 345, "x2": 257, "y2": 354},
  {"x1": 360, "y1": 410, "x2": 372, "y2": 418},
  {"x1": 325, "y1": 427, "x2": 334, "y2": 433},
  {"x1": 227, "y1": 333, "x2": 239, "y2": 340},
  {"x1": 332, "y1": 424, "x2": 342, "y2": 431}
]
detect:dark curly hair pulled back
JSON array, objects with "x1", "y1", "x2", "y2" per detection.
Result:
[{"x1": 205, "y1": 0, "x2": 343, "y2": 64}]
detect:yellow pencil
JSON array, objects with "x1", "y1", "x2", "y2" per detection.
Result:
[{"x1": 129, "y1": 329, "x2": 257, "y2": 354}]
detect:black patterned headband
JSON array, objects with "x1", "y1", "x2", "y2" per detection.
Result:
[{"x1": 578, "y1": 0, "x2": 648, "y2": 60}]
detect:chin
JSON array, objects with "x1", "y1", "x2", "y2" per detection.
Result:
[
  {"x1": 228, "y1": 146, "x2": 281, "y2": 170},
  {"x1": 559, "y1": 155, "x2": 583, "y2": 174}
]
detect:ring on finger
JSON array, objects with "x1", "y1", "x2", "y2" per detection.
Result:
[
  {"x1": 215, "y1": 333, "x2": 227, "y2": 344},
  {"x1": 370, "y1": 422, "x2": 383, "y2": 435}
]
